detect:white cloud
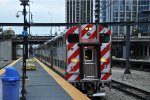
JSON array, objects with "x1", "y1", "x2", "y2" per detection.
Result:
[
  {"x1": 0, "y1": 0, "x2": 9, "y2": 5},
  {"x1": 0, "y1": 0, "x2": 66, "y2": 35},
  {"x1": 29, "y1": 0, "x2": 65, "y2": 23}
]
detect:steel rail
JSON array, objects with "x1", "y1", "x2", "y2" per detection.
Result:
[{"x1": 111, "y1": 80, "x2": 150, "y2": 100}]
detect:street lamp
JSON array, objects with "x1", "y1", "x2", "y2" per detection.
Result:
[
  {"x1": 20, "y1": 0, "x2": 29, "y2": 6},
  {"x1": 16, "y1": 3, "x2": 34, "y2": 58},
  {"x1": 16, "y1": 11, "x2": 23, "y2": 18},
  {"x1": 16, "y1": 11, "x2": 34, "y2": 24},
  {"x1": 48, "y1": 11, "x2": 52, "y2": 36},
  {"x1": 19, "y1": 0, "x2": 29, "y2": 100}
]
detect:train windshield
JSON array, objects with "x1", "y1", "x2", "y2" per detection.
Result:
[
  {"x1": 84, "y1": 49, "x2": 92, "y2": 60},
  {"x1": 67, "y1": 34, "x2": 79, "y2": 43},
  {"x1": 99, "y1": 33, "x2": 110, "y2": 43}
]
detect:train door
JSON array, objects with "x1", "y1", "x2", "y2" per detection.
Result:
[{"x1": 83, "y1": 46, "x2": 97, "y2": 79}]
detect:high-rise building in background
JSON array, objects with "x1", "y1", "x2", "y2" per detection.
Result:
[
  {"x1": 100, "y1": 0, "x2": 150, "y2": 60},
  {"x1": 65, "y1": 0, "x2": 93, "y2": 23},
  {"x1": 101, "y1": 0, "x2": 150, "y2": 36}
]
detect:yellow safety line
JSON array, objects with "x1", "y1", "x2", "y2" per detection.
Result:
[
  {"x1": 35, "y1": 58, "x2": 90, "y2": 100},
  {"x1": 0, "y1": 58, "x2": 22, "y2": 75}
]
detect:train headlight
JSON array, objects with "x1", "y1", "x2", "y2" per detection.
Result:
[
  {"x1": 71, "y1": 58, "x2": 78, "y2": 63},
  {"x1": 85, "y1": 27, "x2": 92, "y2": 31},
  {"x1": 85, "y1": 27, "x2": 88, "y2": 30},
  {"x1": 101, "y1": 58, "x2": 106, "y2": 63},
  {"x1": 89, "y1": 27, "x2": 92, "y2": 30}
]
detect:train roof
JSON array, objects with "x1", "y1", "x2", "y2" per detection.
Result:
[{"x1": 44, "y1": 30, "x2": 66, "y2": 45}]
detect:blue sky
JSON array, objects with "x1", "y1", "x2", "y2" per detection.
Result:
[{"x1": 0, "y1": 0, "x2": 65, "y2": 35}]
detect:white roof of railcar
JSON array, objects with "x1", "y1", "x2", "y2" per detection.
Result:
[{"x1": 44, "y1": 30, "x2": 67, "y2": 45}]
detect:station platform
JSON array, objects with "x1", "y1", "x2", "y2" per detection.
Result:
[{"x1": 0, "y1": 58, "x2": 89, "y2": 100}]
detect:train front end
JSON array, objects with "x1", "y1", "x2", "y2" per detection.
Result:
[{"x1": 66, "y1": 24, "x2": 111, "y2": 97}]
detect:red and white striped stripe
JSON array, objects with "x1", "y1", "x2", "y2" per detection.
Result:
[
  {"x1": 81, "y1": 24, "x2": 96, "y2": 39},
  {"x1": 101, "y1": 73, "x2": 111, "y2": 81},
  {"x1": 66, "y1": 26, "x2": 80, "y2": 81},
  {"x1": 66, "y1": 74, "x2": 80, "y2": 81},
  {"x1": 99, "y1": 26, "x2": 111, "y2": 81}
]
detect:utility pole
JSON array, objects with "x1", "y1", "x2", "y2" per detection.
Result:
[
  {"x1": 28, "y1": 1, "x2": 33, "y2": 58},
  {"x1": 95, "y1": 0, "x2": 101, "y2": 79},
  {"x1": 123, "y1": 24, "x2": 132, "y2": 80},
  {"x1": 19, "y1": 0, "x2": 29, "y2": 100},
  {"x1": 28, "y1": 1, "x2": 33, "y2": 35}
]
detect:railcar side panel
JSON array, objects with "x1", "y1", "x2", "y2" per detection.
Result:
[
  {"x1": 66, "y1": 26, "x2": 80, "y2": 82},
  {"x1": 99, "y1": 26, "x2": 112, "y2": 81}
]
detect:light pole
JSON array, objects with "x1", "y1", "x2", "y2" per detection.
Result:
[
  {"x1": 29, "y1": 1, "x2": 33, "y2": 35},
  {"x1": 29, "y1": 1, "x2": 33, "y2": 57},
  {"x1": 123, "y1": 24, "x2": 132, "y2": 81},
  {"x1": 16, "y1": 11, "x2": 23, "y2": 18},
  {"x1": 48, "y1": 11, "x2": 52, "y2": 36},
  {"x1": 94, "y1": 0, "x2": 101, "y2": 79},
  {"x1": 16, "y1": 10, "x2": 33, "y2": 72},
  {"x1": 19, "y1": 0, "x2": 29, "y2": 100}
]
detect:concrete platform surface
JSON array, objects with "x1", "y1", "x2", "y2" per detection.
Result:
[{"x1": 0, "y1": 58, "x2": 89, "y2": 100}]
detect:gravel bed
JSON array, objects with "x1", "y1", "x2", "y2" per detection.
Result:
[
  {"x1": 112, "y1": 67, "x2": 150, "y2": 92},
  {"x1": 103, "y1": 88, "x2": 140, "y2": 100}
]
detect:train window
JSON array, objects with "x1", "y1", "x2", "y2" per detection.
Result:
[
  {"x1": 68, "y1": 34, "x2": 79, "y2": 43},
  {"x1": 99, "y1": 33, "x2": 110, "y2": 43},
  {"x1": 84, "y1": 49, "x2": 92, "y2": 60}
]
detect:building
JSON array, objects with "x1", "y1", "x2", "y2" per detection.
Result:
[
  {"x1": 0, "y1": 28, "x2": 15, "y2": 61},
  {"x1": 100, "y1": 0, "x2": 150, "y2": 60},
  {"x1": 101, "y1": 0, "x2": 150, "y2": 36},
  {"x1": 0, "y1": 40, "x2": 12, "y2": 61},
  {"x1": 65, "y1": 0, "x2": 93, "y2": 23}
]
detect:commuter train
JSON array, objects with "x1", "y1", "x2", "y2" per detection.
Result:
[{"x1": 35, "y1": 24, "x2": 112, "y2": 97}]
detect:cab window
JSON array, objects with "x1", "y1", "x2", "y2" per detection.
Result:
[
  {"x1": 99, "y1": 33, "x2": 110, "y2": 43},
  {"x1": 67, "y1": 34, "x2": 79, "y2": 43},
  {"x1": 84, "y1": 49, "x2": 92, "y2": 60}
]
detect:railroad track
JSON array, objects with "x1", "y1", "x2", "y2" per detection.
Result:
[
  {"x1": 112, "y1": 66, "x2": 150, "y2": 72},
  {"x1": 111, "y1": 80, "x2": 150, "y2": 100}
]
